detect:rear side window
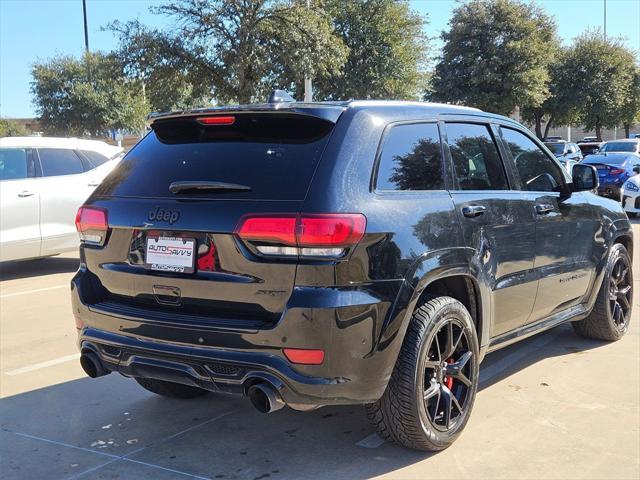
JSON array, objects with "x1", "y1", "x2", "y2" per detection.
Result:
[
  {"x1": 446, "y1": 123, "x2": 508, "y2": 190},
  {"x1": 0, "y1": 148, "x2": 33, "y2": 180},
  {"x1": 38, "y1": 148, "x2": 84, "y2": 177},
  {"x1": 376, "y1": 123, "x2": 444, "y2": 191},
  {"x1": 81, "y1": 150, "x2": 110, "y2": 168},
  {"x1": 501, "y1": 127, "x2": 564, "y2": 192},
  {"x1": 96, "y1": 113, "x2": 334, "y2": 200}
]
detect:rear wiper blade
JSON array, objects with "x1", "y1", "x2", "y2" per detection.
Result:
[{"x1": 169, "y1": 181, "x2": 252, "y2": 194}]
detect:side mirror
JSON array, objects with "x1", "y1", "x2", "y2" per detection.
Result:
[{"x1": 572, "y1": 163, "x2": 598, "y2": 192}]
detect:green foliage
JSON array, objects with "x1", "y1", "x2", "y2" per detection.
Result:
[
  {"x1": 109, "y1": 20, "x2": 211, "y2": 113},
  {"x1": 31, "y1": 52, "x2": 148, "y2": 137},
  {"x1": 561, "y1": 31, "x2": 637, "y2": 139},
  {"x1": 0, "y1": 119, "x2": 29, "y2": 137},
  {"x1": 110, "y1": 0, "x2": 347, "y2": 106},
  {"x1": 620, "y1": 69, "x2": 640, "y2": 137},
  {"x1": 522, "y1": 47, "x2": 582, "y2": 138},
  {"x1": 314, "y1": 0, "x2": 430, "y2": 100},
  {"x1": 430, "y1": 0, "x2": 557, "y2": 116}
]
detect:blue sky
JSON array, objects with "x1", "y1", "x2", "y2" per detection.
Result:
[{"x1": 1, "y1": 0, "x2": 639, "y2": 118}]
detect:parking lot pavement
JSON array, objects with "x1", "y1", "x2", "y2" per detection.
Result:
[{"x1": 1, "y1": 223, "x2": 639, "y2": 480}]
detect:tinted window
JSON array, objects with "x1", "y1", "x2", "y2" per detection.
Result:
[
  {"x1": 81, "y1": 150, "x2": 110, "y2": 168},
  {"x1": 0, "y1": 148, "x2": 31, "y2": 180},
  {"x1": 600, "y1": 142, "x2": 638, "y2": 153},
  {"x1": 545, "y1": 143, "x2": 565, "y2": 155},
  {"x1": 446, "y1": 123, "x2": 508, "y2": 190},
  {"x1": 501, "y1": 128, "x2": 564, "y2": 192},
  {"x1": 95, "y1": 113, "x2": 334, "y2": 200},
  {"x1": 38, "y1": 148, "x2": 84, "y2": 177},
  {"x1": 376, "y1": 123, "x2": 443, "y2": 191}
]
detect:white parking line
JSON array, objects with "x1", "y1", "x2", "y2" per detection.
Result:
[
  {"x1": 0, "y1": 284, "x2": 68, "y2": 299},
  {"x1": 4, "y1": 353, "x2": 80, "y2": 376}
]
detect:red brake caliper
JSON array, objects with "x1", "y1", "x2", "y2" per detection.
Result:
[{"x1": 444, "y1": 358, "x2": 454, "y2": 389}]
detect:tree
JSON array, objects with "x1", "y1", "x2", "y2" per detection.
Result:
[
  {"x1": 0, "y1": 119, "x2": 29, "y2": 137},
  {"x1": 313, "y1": 0, "x2": 430, "y2": 100},
  {"x1": 109, "y1": 20, "x2": 211, "y2": 113},
  {"x1": 430, "y1": 0, "x2": 557, "y2": 116},
  {"x1": 620, "y1": 68, "x2": 640, "y2": 139},
  {"x1": 561, "y1": 31, "x2": 637, "y2": 140},
  {"x1": 522, "y1": 48, "x2": 582, "y2": 139},
  {"x1": 111, "y1": 0, "x2": 347, "y2": 106},
  {"x1": 31, "y1": 52, "x2": 148, "y2": 137}
]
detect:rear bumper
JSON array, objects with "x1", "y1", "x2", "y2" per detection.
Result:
[{"x1": 71, "y1": 268, "x2": 405, "y2": 407}]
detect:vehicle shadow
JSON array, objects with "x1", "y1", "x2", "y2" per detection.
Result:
[
  {"x1": 0, "y1": 323, "x2": 616, "y2": 480},
  {"x1": 0, "y1": 256, "x2": 79, "y2": 281}
]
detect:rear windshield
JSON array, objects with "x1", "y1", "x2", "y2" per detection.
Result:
[
  {"x1": 94, "y1": 113, "x2": 335, "y2": 200},
  {"x1": 544, "y1": 143, "x2": 564, "y2": 155},
  {"x1": 600, "y1": 142, "x2": 637, "y2": 153}
]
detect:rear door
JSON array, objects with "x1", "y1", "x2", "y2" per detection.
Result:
[
  {"x1": 81, "y1": 112, "x2": 337, "y2": 329},
  {"x1": 444, "y1": 121, "x2": 537, "y2": 337},
  {"x1": 0, "y1": 148, "x2": 41, "y2": 261},
  {"x1": 499, "y1": 126, "x2": 597, "y2": 322},
  {"x1": 36, "y1": 148, "x2": 90, "y2": 256}
]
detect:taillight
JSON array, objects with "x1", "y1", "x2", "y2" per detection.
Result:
[
  {"x1": 610, "y1": 168, "x2": 625, "y2": 175},
  {"x1": 75, "y1": 206, "x2": 108, "y2": 246},
  {"x1": 235, "y1": 213, "x2": 366, "y2": 259}
]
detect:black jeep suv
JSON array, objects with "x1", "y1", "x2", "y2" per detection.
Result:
[{"x1": 72, "y1": 100, "x2": 634, "y2": 451}]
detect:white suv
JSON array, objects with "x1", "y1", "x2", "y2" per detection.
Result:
[{"x1": 0, "y1": 137, "x2": 124, "y2": 261}]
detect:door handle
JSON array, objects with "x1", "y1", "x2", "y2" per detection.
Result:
[
  {"x1": 535, "y1": 203, "x2": 554, "y2": 215},
  {"x1": 18, "y1": 190, "x2": 34, "y2": 198},
  {"x1": 462, "y1": 205, "x2": 486, "y2": 218}
]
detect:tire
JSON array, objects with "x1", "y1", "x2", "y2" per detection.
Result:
[
  {"x1": 572, "y1": 243, "x2": 633, "y2": 341},
  {"x1": 135, "y1": 378, "x2": 209, "y2": 399},
  {"x1": 366, "y1": 296, "x2": 479, "y2": 451}
]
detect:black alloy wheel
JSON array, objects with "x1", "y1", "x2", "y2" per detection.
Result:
[
  {"x1": 422, "y1": 319, "x2": 474, "y2": 431},
  {"x1": 609, "y1": 254, "x2": 632, "y2": 330}
]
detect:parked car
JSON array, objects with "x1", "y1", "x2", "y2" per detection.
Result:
[
  {"x1": 579, "y1": 136, "x2": 599, "y2": 143},
  {"x1": 621, "y1": 166, "x2": 640, "y2": 217},
  {"x1": 582, "y1": 151, "x2": 640, "y2": 199},
  {"x1": 73, "y1": 100, "x2": 633, "y2": 452},
  {"x1": 0, "y1": 137, "x2": 123, "y2": 261},
  {"x1": 544, "y1": 140, "x2": 583, "y2": 172},
  {"x1": 577, "y1": 141, "x2": 602, "y2": 157}
]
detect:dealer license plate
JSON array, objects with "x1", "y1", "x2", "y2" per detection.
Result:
[{"x1": 145, "y1": 236, "x2": 196, "y2": 273}]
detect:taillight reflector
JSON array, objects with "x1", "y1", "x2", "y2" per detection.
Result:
[
  {"x1": 298, "y1": 214, "x2": 366, "y2": 247},
  {"x1": 609, "y1": 168, "x2": 625, "y2": 175},
  {"x1": 236, "y1": 216, "x2": 297, "y2": 245},
  {"x1": 75, "y1": 206, "x2": 108, "y2": 245},
  {"x1": 283, "y1": 348, "x2": 325, "y2": 365},
  {"x1": 196, "y1": 116, "x2": 236, "y2": 125}
]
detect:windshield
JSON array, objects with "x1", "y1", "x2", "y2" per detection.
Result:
[
  {"x1": 545, "y1": 143, "x2": 565, "y2": 155},
  {"x1": 600, "y1": 142, "x2": 638, "y2": 153}
]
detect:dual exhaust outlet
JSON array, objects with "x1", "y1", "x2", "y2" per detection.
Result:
[{"x1": 80, "y1": 352, "x2": 285, "y2": 414}]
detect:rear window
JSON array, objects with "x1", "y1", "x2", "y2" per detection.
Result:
[
  {"x1": 81, "y1": 150, "x2": 110, "y2": 168},
  {"x1": 600, "y1": 142, "x2": 638, "y2": 153},
  {"x1": 38, "y1": 148, "x2": 85, "y2": 176},
  {"x1": 376, "y1": 123, "x2": 444, "y2": 191},
  {"x1": 545, "y1": 143, "x2": 565, "y2": 155},
  {"x1": 96, "y1": 113, "x2": 334, "y2": 200}
]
